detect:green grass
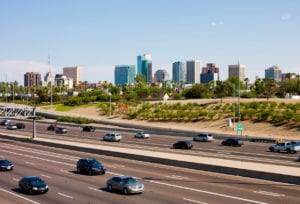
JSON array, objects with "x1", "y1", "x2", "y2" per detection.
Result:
[{"x1": 41, "y1": 103, "x2": 99, "y2": 112}]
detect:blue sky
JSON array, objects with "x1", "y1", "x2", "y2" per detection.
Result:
[{"x1": 0, "y1": 0, "x2": 299, "y2": 84}]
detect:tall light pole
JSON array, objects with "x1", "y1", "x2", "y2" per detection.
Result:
[
  {"x1": 238, "y1": 63, "x2": 241, "y2": 124},
  {"x1": 109, "y1": 89, "x2": 112, "y2": 117}
]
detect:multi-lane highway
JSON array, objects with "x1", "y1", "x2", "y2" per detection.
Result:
[{"x1": 1, "y1": 136, "x2": 300, "y2": 204}]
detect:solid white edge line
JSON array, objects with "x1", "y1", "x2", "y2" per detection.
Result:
[
  {"x1": 184, "y1": 198, "x2": 208, "y2": 204},
  {"x1": 0, "y1": 188, "x2": 40, "y2": 204}
]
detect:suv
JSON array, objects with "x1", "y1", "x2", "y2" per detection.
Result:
[
  {"x1": 76, "y1": 158, "x2": 106, "y2": 175},
  {"x1": 193, "y1": 133, "x2": 213, "y2": 142},
  {"x1": 103, "y1": 133, "x2": 122, "y2": 142},
  {"x1": 173, "y1": 141, "x2": 193, "y2": 149},
  {"x1": 222, "y1": 138, "x2": 243, "y2": 147},
  {"x1": 82, "y1": 126, "x2": 95, "y2": 132}
]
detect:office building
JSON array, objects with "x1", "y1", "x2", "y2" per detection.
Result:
[
  {"x1": 228, "y1": 64, "x2": 245, "y2": 81},
  {"x1": 24, "y1": 72, "x2": 41, "y2": 87},
  {"x1": 186, "y1": 60, "x2": 201, "y2": 84},
  {"x1": 114, "y1": 65, "x2": 136, "y2": 85},
  {"x1": 137, "y1": 54, "x2": 152, "y2": 83},
  {"x1": 63, "y1": 66, "x2": 81, "y2": 85},
  {"x1": 54, "y1": 74, "x2": 73, "y2": 89},
  {"x1": 200, "y1": 63, "x2": 219, "y2": 84},
  {"x1": 172, "y1": 61, "x2": 186, "y2": 85},
  {"x1": 43, "y1": 72, "x2": 54, "y2": 86},
  {"x1": 265, "y1": 65, "x2": 282, "y2": 82},
  {"x1": 154, "y1": 69, "x2": 169, "y2": 82}
]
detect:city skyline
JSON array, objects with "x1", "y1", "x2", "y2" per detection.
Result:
[{"x1": 0, "y1": 0, "x2": 299, "y2": 84}]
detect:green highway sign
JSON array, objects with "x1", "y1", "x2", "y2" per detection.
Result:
[{"x1": 237, "y1": 123, "x2": 243, "y2": 132}]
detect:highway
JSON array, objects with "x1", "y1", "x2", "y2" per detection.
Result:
[{"x1": 1, "y1": 137, "x2": 300, "y2": 204}]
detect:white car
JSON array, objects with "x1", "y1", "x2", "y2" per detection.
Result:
[
  {"x1": 135, "y1": 132, "x2": 150, "y2": 138},
  {"x1": 193, "y1": 133, "x2": 214, "y2": 142},
  {"x1": 103, "y1": 133, "x2": 122, "y2": 142},
  {"x1": 7, "y1": 124, "x2": 17, "y2": 130}
]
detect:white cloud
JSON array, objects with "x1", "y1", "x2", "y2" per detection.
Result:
[
  {"x1": 281, "y1": 14, "x2": 291, "y2": 21},
  {"x1": 210, "y1": 22, "x2": 217, "y2": 27},
  {"x1": 210, "y1": 21, "x2": 224, "y2": 27}
]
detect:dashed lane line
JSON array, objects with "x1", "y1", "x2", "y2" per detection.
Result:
[
  {"x1": 58, "y1": 192, "x2": 73, "y2": 199},
  {"x1": 184, "y1": 198, "x2": 208, "y2": 204},
  {"x1": 0, "y1": 188, "x2": 40, "y2": 204}
]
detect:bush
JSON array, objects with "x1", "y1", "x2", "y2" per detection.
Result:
[{"x1": 57, "y1": 116, "x2": 94, "y2": 124}]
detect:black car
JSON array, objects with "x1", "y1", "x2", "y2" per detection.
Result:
[
  {"x1": 16, "y1": 123, "x2": 26, "y2": 129},
  {"x1": 55, "y1": 127, "x2": 68, "y2": 134},
  {"x1": 173, "y1": 141, "x2": 193, "y2": 149},
  {"x1": 19, "y1": 176, "x2": 48, "y2": 194},
  {"x1": 0, "y1": 119, "x2": 10, "y2": 126},
  {"x1": 76, "y1": 158, "x2": 106, "y2": 175},
  {"x1": 0, "y1": 159, "x2": 14, "y2": 171},
  {"x1": 221, "y1": 138, "x2": 244, "y2": 146},
  {"x1": 82, "y1": 126, "x2": 95, "y2": 132}
]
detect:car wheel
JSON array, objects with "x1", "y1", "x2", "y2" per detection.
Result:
[
  {"x1": 270, "y1": 147, "x2": 274, "y2": 152},
  {"x1": 29, "y1": 188, "x2": 34, "y2": 194},
  {"x1": 107, "y1": 184, "x2": 112, "y2": 192},
  {"x1": 88, "y1": 169, "x2": 93, "y2": 175},
  {"x1": 287, "y1": 149, "x2": 292, "y2": 154},
  {"x1": 123, "y1": 188, "x2": 129, "y2": 195},
  {"x1": 77, "y1": 168, "x2": 81, "y2": 174}
]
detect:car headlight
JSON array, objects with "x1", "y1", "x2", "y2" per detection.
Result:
[
  {"x1": 45, "y1": 185, "x2": 48, "y2": 189},
  {"x1": 32, "y1": 187, "x2": 38, "y2": 190}
]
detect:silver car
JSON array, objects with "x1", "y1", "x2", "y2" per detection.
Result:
[
  {"x1": 7, "y1": 124, "x2": 17, "y2": 130},
  {"x1": 135, "y1": 132, "x2": 150, "y2": 138},
  {"x1": 193, "y1": 133, "x2": 214, "y2": 142},
  {"x1": 106, "y1": 175, "x2": 144, "y2": 194},
  {"x1": 103, "y1": 133, "x2": 122, "y2": 142}
]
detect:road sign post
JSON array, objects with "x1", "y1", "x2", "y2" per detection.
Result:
[{"x1": 237, "y1": 123, "x2": 243, "y2": 136}]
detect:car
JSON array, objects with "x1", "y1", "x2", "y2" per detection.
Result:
[
  {"x1": 47, "y1": 124, "x2": 61, "y2": 131},
  {"x1": 18, "y1": 176, "x2": 48, "y2": 194},
  {"x1": 0, "y1": 119, "x2": 10, "y2": 126},
  {"x1": 106, "y1": 175, "x2": 144, "y2": 194},
  {"x1": 82, "y1": 126, "x2": 95, "y2": 132},
  {"x1": 193, "y1": 133, "x2": 213, "y2": 142},
  {"x1": 103, "y1": 133, "x2": 122, "y2": 142},
  {"x1": 16, "y1": 123, "x2": 26, "y2": 129},
  {"x1": 76, "y1": 158, "x2": 106, "y2": 175},
  {"x1": 7, "y1": 124, "x2": 17, "y2": 130},
  {"x1": 172, "y1": 141, "x2": 193, "y2": 149},
  {"x1": 55, "y1": 127, "x2": 68, "y2": 134},
  {"x1": 134, "y1": 132, "x2": 150, "y2": 138},
  {"x1": 0, "y1": 159, "x2": 14, "y2": 171},
  {"x1": 221, "y1": 138, "x2": 243, "y2": 146}
]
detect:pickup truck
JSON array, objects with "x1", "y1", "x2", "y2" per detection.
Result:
[{"x1": 269, "y1": 141, "x2": 300, "y2": 154}]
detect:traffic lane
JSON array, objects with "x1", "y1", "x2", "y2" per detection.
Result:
[{"x1": 2, "y1": 140, "x2": 300, "y2": 204}]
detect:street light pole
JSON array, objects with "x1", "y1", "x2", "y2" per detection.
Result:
[{"x1": 109, "y1": 89, "x2": 111, "y2": 117}]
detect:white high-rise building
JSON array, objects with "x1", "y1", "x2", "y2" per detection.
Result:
[
  {"x1": 186, "y1": 60, "x2": 201, "y2": 84},
  {"x1": 228, "y1": 64, "x2": 245, "y2": 81},
  {"x1": 63, "y1": 66, "x2": 81, "y2": 85}
]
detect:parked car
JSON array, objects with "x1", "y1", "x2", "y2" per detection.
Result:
[
  {"x1": 0, "y1": 159, "x2": 14, "y2": 171},
  {"x1": 76, "y1": 158, "x2": 106, "y2": 175},
  {"x1": 193, "y1": 133, "x2": 213, "y2": 142},
  {"x1": 106, "y1": 175, "x2": 144, "y2": 194},
  {"x1": 47, "y1": 124, "x2": 61, "y2": 131},
  {"x1": 269, "y1": 142, "x2": 300, "y2": 153},
  {"x1": 19, "y1": 176, "x2": 48, "y2": 194},
  {"x1": 55, "y1": 127, "x2": 68, "y2": 134},
  {"x1": 173, "y1": 141, "x2": 193, "y2": 149},
  {"x1": 7, "y1": 124, "x2": 17, "y2": 130},
  {"x1": 16, "y1": 123, "x2": 26, "y2": 129},
  {"x1": 135, "y1": 132, "x2": 150, "y2": 138},
  {"x1": 82, "y1": 126, "x2": 95, "y2": 132},
  {"x1": 103, "y1": 133, "x2": 122, "y2": 142},
  {"x1": 0, "y1": 119, "x2": 10, "y2": 126},
  {"x1": 221, "y1": 138, "x2": 244, "y2": 146}
]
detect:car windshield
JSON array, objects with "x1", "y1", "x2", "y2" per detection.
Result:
[
  {"x1": 28, "y1": 177, "x2": 44, "y2": 185},
  {"x1": 0, "y1": 160, "x2": 10, "y2": 164},
  {"x1": 122, "y1": 177, "x2": 137, "y2": 184},
  {"x1": 87, "y1": 159, "x2": 100, "y2": 165}
]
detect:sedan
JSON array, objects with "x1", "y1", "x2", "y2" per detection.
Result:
[
  {"x1": 7, "y1": 124, "x2": 17, "y2": 130},
  {"x1": 16, "y1": 123, "x2": 26, "y2": 129},
  {"x1": 221, "y1": 138, "x2": 244, "y2": 147},
  {"x1": 106, "y1": 175, "x2": 144, "y2": 194},
  {"x1": 47, "y1": 124, "x2": 61, "y2": 131},
  {"x1": 0, "y1": 119, "x2": 10, "y2": 126},
  {"x1": 0, "y1": 159, "x2": 14, "y2": 171},
  {"x1": 55, "y1": 127, "x2": 68, "y2": 134},
  {"x1": 135, "y1": 132, "x2": 150, "y2": 138},
  {"x1": 82, "y1": 126, "x2": 95, "y2": 132},
  {"x1": 76, "y1": 158, "x2": 106, "y2": 175},
  {"x1": 193, "y1": 133, "x2": 213, "y2": 142},
  {"x1": 19, "y1": 176, "x2": 48, "y2": 194},
  {"x1": 173, "y1": 141, "x2": 193, "y2": 149}
]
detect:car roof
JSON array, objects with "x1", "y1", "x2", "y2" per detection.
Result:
[{"x1": 114, "y1": 175, "x2": 131, "y2": 179}]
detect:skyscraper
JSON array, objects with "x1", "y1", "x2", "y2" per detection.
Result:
[
  {"x1": 137, "y1": 54, "x2": 152, "y2": 83},
  {"x1": 172, "y1": 61, "x2": 186, "y2": 85},
  {"x1": 265, "y1": 65, "x2": 282, "y2": 82},
  {"x1": 114, "y1": 65, "x2": 136, "y2": 85},
  {"x1": 154, "y1": 69, "x2": 169, "y2": 82},
  {"x1": 24, "y1": 72, "x2": 41, "y2": 87},
  {"x1": 63, "y1": 66, "x2": 81, "y2": 85},
  {"x1": 186, "y1": 60, "x2": 201, "y2": 84},
  {"x1": 200, "y1": 63, "x2": 219, "y2": 84},
  {"x1": 228, "y1": 64, "x2": 245, "y2": 81}
]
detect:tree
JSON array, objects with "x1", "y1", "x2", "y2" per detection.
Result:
[
  {"x1": 214, "y1": 80, "x2": 230, "y2": 104},
  {"x1": 263, "y1": 78, "x2": 277, "y2": 100}
]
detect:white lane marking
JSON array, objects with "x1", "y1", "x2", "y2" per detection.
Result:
[
  {"x1": 40, "y1": 174, "x2": 51, "y2": 178},
  {"x1": 165, "y1": 175, "x2": 189, "y2": 180},
  {"x1": 184, "y1": 198, "x2": 208, "y2": 204},
  {"x1": 106, "y1": 164, "x2": 125, "y2": 168},
  {"x1": 254, "y1": 191, "x2": 285, "y2": 197},
  {"x1": 0, "y1": 188, "x2": 40, "y2": 204},
  {"x1": 88, "y1": 186, "x2": 103, "y2": 192},
  {"x1": 13, "y1": 178, "x2": 19, "y2": 182},
  {"x1": 142, "y1": 179, "x2": 268, "y2": 204},
  {"x1": 60, "y1": 169, "x2": 72, "y2": 174},
  {"x1": 58, "y1": 192, "x2": 73, "y2": 199},
  {"x1": 25, "y1": 162, "x2": 35, "y2": 165}
]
